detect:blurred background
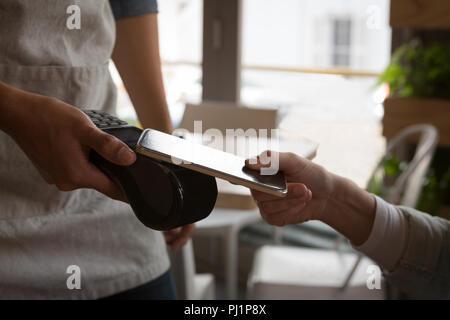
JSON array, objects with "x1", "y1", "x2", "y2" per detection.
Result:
[{"x1": 112, "y1": 0, "x2": 392, "y2": 186}]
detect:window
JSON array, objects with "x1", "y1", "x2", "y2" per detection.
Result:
[
  {"x1": 241, "y1": 0, "x2": 391, "y2": 180},
  {"x1": 113, "y1": 0, "x2": 203, "y2": 127},
  {"x1": 240, "y1": 0, "x2": 391, "y2": 245},
  {"x1": 332, "y1": 18, "x2": 352, "y2": 67},
  {"x1": 158, "y1": 0, "x2": 203, "y2": 126}
]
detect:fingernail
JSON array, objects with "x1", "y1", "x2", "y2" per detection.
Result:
[
  {"x1": 308, "y1": 189, "x2": 312, "y2": 199},
  {"x1": 119, "y1": 146, "x2": 135, "y2": 163}
]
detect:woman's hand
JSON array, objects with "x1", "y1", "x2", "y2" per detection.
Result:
[
  {"x1": 246, "y1": 151, "x2": 376, "y2": 245},
  {"x1": 245, "y1": 151, "x2": 335, "y2": 226},
  {"x1": 0, "y1": 83, "x2": 136, "y2": 201}
]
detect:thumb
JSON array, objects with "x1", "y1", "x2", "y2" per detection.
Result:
[
  {"x1": 246, "y1": 151, "x2": 307, "y2": 175},
  {"x1": 245, "y1": 150, "x2": 279, "y2": 170},
  {"x1": 245, "y1": 150, "x2": 280, "y2": 170},
  {"x1": 83, "y1": 126, "x2": 136, "y2": 166}
]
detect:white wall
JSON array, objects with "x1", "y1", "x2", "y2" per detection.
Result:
[{"x1": 242, "y1": 0, "x2": 391, "y2": 71}]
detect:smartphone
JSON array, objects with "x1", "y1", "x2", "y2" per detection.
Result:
[{"x1": 136, "y1": 129, "x2": 287, "y2": 197}]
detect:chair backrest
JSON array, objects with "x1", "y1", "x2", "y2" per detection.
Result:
[
  {"x1": 178, "y1": 101, "x2": 278, "y2": 137},
  {"x1": 368, "y1": 124, "x2": 439, "y2": 207}
]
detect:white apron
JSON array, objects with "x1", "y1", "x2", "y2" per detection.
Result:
[{"x1": 0, "y1": 0, "x2": 169, "y2": 299}]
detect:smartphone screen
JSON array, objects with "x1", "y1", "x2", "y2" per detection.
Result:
[{"x1": 136, "y1": 129, "x2": 287, "y2": 197}]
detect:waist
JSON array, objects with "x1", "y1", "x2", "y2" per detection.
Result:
[
  {"x1": 0, "y1": 63, "x2": 117, "y2": 112},
  {"x1": 0, "y1": 63, "x2": 111, "y2": 81}
]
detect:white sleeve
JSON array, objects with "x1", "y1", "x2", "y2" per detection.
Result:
[{"x1": 353, "y1": 195, "x2": 408, "y2": 271}]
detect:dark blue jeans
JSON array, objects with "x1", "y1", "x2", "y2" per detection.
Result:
[{"x1": 101, "y1": 269, "x2": 177, "y2": 300}]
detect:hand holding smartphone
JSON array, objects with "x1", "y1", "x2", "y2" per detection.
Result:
[{"x1": 136, "y1": 129, "x2": 287, "y2": 197}]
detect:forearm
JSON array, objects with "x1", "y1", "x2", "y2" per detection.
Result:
[
  {"x1": 354, "y1": 196, "x2": 408, "y2": 271},
  {"x1": 112, "y1": 14, "x2": 173, "y2": 133},
  {"x1": 0, "y1": 81, "x2": 35, "y2": 136},
  {"x1": 313, "y1": 164, "x2": 408, "y2": 269},
  {"x1": 0, "y1": 81, "x2": 17, "y2": 133},
  {"x1": 319, "y1": 173, "x2": 376, "y2": 246},
  {"x1": 318, "y1": 169, "x2": 409, "y2": 272},
  {"x1": 327, "y1": 182, "x2": 449, "y2": 297},
  {"x1": 386, "y1": 206, "x2": 450, "y2": 298}
]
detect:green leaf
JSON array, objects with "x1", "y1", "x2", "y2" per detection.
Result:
[{"x1": 379, "y1": 39, "x2": 450, "y2": 99}]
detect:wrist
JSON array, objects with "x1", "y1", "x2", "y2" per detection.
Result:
[
  {"x1": 320, "y1": 175, "x2": 376, "y2": 245},
  {"x1": 0, "y1": 82, "x2": 45, "y2": 137},
  {"x1": 0, "y1": 82, "x2": 25, "y2": 135}
]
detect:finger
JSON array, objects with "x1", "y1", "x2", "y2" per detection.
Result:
[
  {"x1": 82, "y1": 126, "x2": 136, "y2": 166},
  {"x1": 169, "y1": 224, "x2": 195, "y2": 252},
  {"x1": 164, "y1": 228, "x2": 181, "y2": 243},
  {"x1": 245, "y1": 150, "x2": 278, "y2": 169},
  {"x1": 170, "y1": 224, "x2": 195, "y2": 251},
  {"x1": 258, "y1": 195, "x2": 310, "y2": 215},
  {"x1": 251, "y1": 183, "x2": 310, "y2": 202},
  {"x1": 261, "y1": 201, "x2": 309, "y2": 227},
  {"x1": 82, "y1": 161, "x2": 127, "y2": 202},
  {"x1": 246, "y1": 151, "x2": 309, "y2": 176}
]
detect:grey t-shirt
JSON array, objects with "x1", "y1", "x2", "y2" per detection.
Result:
[{"x1": 109, "y1": 0, "x2": 159, "y2": 20}]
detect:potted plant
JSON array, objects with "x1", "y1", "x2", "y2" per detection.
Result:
[{"x1": 379, "y1": 40, "x2": 450, "y2": 146}]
